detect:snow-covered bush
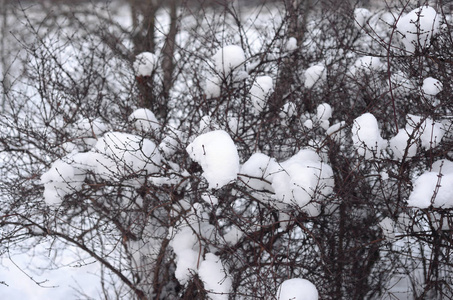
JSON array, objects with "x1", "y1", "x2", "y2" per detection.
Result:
[{"x1": 1, "y1": 1, "x2": 453, "y2": 299}]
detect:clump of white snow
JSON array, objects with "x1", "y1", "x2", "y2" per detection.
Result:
[
  {"x1": 276, "y1": 278, "x2": 319, "y2": 300},
  {"x1": 133, "y1": 52, "x2": 158, "y2": 77},
  {"x1": 421, "y1": 77, "x2": 443, "y2": 96},
  {"x1": 432, "y1": 159, "x2": 453, "y2": 175},
  {"x1": 354, "y1": 8, "x2": 372, "y2": 29},
  {"x1": 389, "y1": 130, "x2": 417, "y2": 160},
  {"x1": 406, "y1": 114, "x2": 445, "y2": 149},
  {"x1": 198, "y1": 253, "x2": 232, "y2": 300},
  {"x1": 41, "y1": 159, "x2": 86, "y2": 206},
  {"x1": 326, "y1": 121, "x2": 346, "y2": 143},
  {"x1": 378, "y1": 217, "x2": 396, "y2": 241},
  {"x1": 396, "y1": 6, "x2": 440, "y2": 53},
  {"x1": 94, "y1": 132, "x2": 162, "y2": 179},
  {"x1": 212, "y1": 45, "x2": 246, "y2": 75},
  {"x1": 279, "y1": 102, "x2": 297, "y2": 119},
  {"x1": 351, "y1": 113, "x2": 385, "y2": 158},
  {"x1": 250, "y1": 76, "x2": 273, "y2": 113},
  {"x1": 129, "y1": 108, "x2": 160, "y2": 133},
  {"x1": 350, "y1": 56, "x2": 382, "y2": 75},
  {"x1": 316, "y1": 103, "x2": 332, "y2": 130},
  {"x1": 74, "y1": 118, "x2": 108, "y2": 148},
  {"x1": 186, "y1": 130, "x2": 239, "y2": 189},
  {"x1": 239, "y1": 153, "x2": 278, "y2": 193},
  {"x1": 205, "y1": 76, "x2": 222, "y2": 99},
  {"x1": 286, "y1": 37, "x2": 298, "y2": 52},
  {"x1": 272, "y1": 149, "x2": 334, "y2": 216},
  {"x1": 407, "y1": 171, "x2": 453, "y2": 209},
  {"x1": 304, "y1": 64, "x2": 326, "y2": 89}
]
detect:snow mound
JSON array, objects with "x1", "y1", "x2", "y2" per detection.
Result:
[
  {"x1": 304, "y1": 65, "x2": 326, "y2": 89},
  {"x1": 407, "y1": 172, "x2": 453, "y2": 209},
  {"x1": 133, "y1": 52, "x2": 158, "y2": 77},
  {"x1": 286, "y1": 37, "x2": 298, "y2": 52},
  {"x1": 198, "y1": 253, "x2": 232, "y2": 300},
  {"x1": 239, "y1": 152, "x2": 278, "y2": 193},
  {"x1": 250, "y1": 76, "x2": 273, "y2": 113},
  {"x1": 186, "y1": 130, "x2": 239, "y2": 189},
  {"x1": 354, "y1": 8, "x2": 372, "y2": 29},
  {"x1": 41, "y1": 159, "x2": 85, "y2": 206},
  {"x1": 396, "y1": 6, "x2": 440, "y2": 53},
  {"x1": 94, "y1": 132, "x2": 162, "y2": 179},
  {"x1": 422, "y1": 77, "x2": 442, "y2": 96},
  {"x1": 129, "y1": 108, "x2": 160, "y2": 133},
  {"x1": 350, "y1": 56, "x2": 382, "y2": 75},
  {"x1": 272, "y1": 149, "x2": 334, "y2": 216},
  {"x1": 74, "y1": 118, "x2": 108, "y2": 148},
  {"x1": 352, "y1": 113, "x2": 385, "y2": 158},
  {"x1": 277, "y1": 278, "x2": 319, "y2": 300},
  {"x1": 389, "y1": 130, "x2": 417, "y2": 160},
  {"x1": 406, "y1": 114, "x2": 444, "y2": 149},
  {"x1": 212, "y1": 45, "x2": 246, "y2": 75},
  {"x1": 205, "y1": 76, "x2": 222, "y2": 99}
]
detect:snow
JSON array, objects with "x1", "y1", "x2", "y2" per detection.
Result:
[
  {"x1": 186, "y1": 130, "x2": 239, "y2": 189},
  {"x1": 326, "y1": 121, "x2": 345, "y2": 143},
  {"x1": 41, "y1": 159, "x2": 85, "y2": 206},
  {"x1": 407, "y1": 172, "x2": 453, "y2": 209},
  {"x1": 94, "y1": 132, "x2": 162, "y2": 179},
  {"x1": 198, "y1": 253, "x2": 232, "y2": 300},
  {"x1": 250, "y1": 76, "x2": 274, "y2": 113},
  {"x1": 133, "y1": 52, "x2": 158, "y2": 77},
  {"x1": 316, "y1": 103, "x2": 332, "y2": 121},
  {"x1": 212, "y1": 45, "x2": 246, "y2": 75},
  {"x1": 239, "y1": 152, "x2": 278, "y2": 192},
  {"x1": 396, "y1": 6, "x2": 440, "y2": 53},
  {"x1": 405, "y1": 114, "x2": 445, "y2": 149},
  {"x1": 276, "y1": 278, "x2": 318, "y2": 300},
  {"x1": 279, "y1": 102, "x2": 297, "y2": 119},
  {"x1": 304, "y1": 64, "x2": 326, "y2": 89},
  {"x1": 129, "y1": 108, "x2": 160, "y2": 133},
  {"x1": 350, "y1": 56, "x2": 382, "y2": 75},
  {"x1": 389, "y1": 130, "x2": 417, "y2": 160},
  {"x1": 205, "y1": 76, "x2": 222, "y2": 99},
  {"x1": 379, "y1": 217, "x2": 396, "y2": 241},
  {"x1": 272, "y1": 149, "x2": 334, "y2": 216},
  {"x1": 74, "y1": 118, "x2": 108, "y2": 148},
  {"x1": 175, "y1": 248, "x2": 199, "y2": 285},
  {"x1": 354, "y1": 8, "x2": 372, "y2": 29},
  {"x1": 286, "y1": 37, "x2": 298, "y2": 52},
  {"x1": 421, "y1": 77, "x2": 442, "y2": 96},
  {"x1": 431, "y1": 159, "x2": 453, "y2": 175},
  {"x1": 351, "y1": 113, "x2": 385, "y2": 158}
]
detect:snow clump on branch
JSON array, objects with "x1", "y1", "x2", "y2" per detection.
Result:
[
  {"x1": 276, "y1": 278, "x2": 319, "y2": 300},
  {"x1": 396, "y1": 6, "x2": 440, "y2": 53},
  {"x1": 133, "y1": 52, "x2": 158, "y2": 77},
  {"x1": 186, "y1": 130, "x2": 240, "y2": 189}
]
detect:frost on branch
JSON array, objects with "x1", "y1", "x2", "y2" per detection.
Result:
[{"x1": 186, "y1": 130, "x2": 240, "y2": 189}]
